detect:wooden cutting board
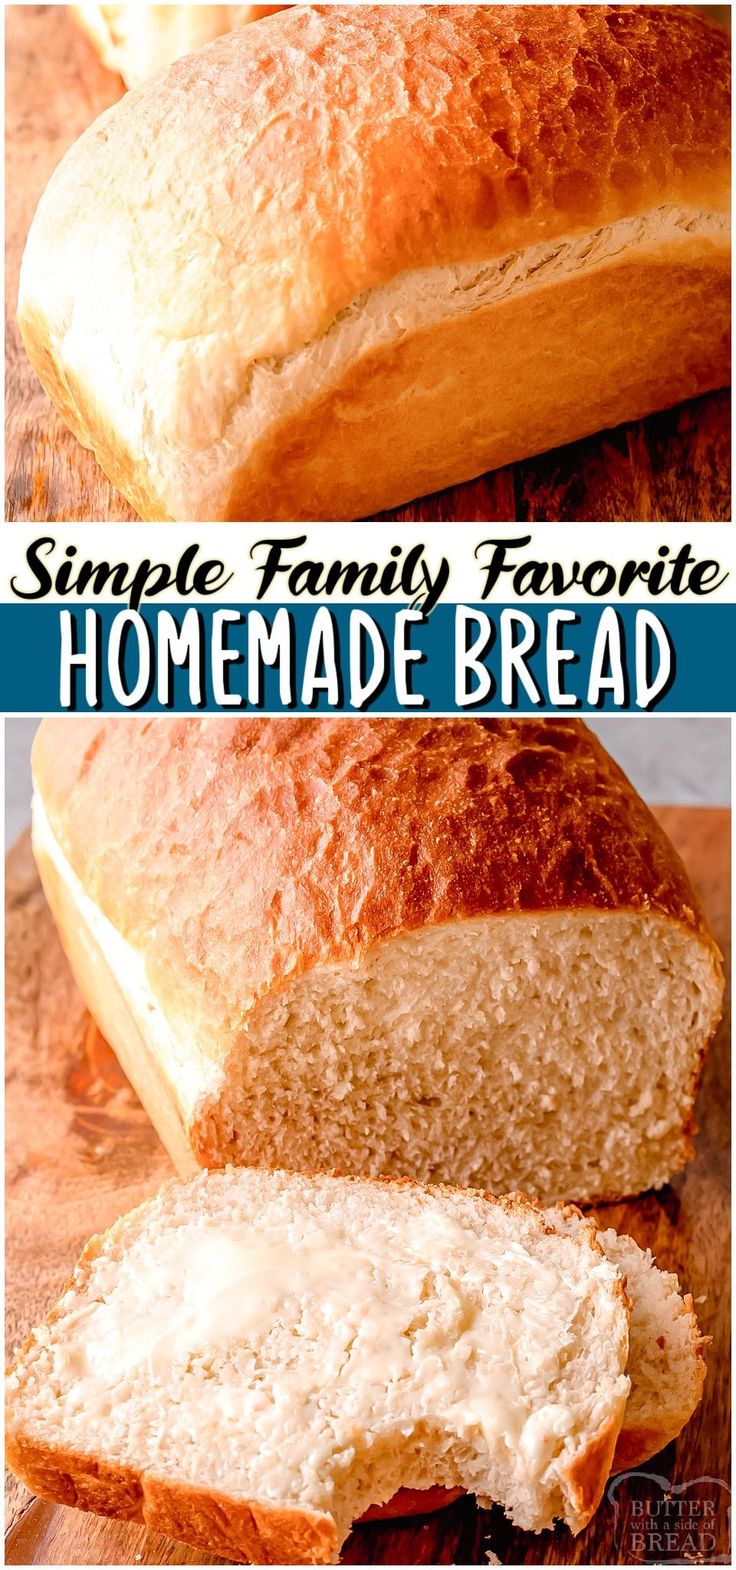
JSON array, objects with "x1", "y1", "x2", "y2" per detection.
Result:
[
  {"x1": 5, "y1": 807, "x2": 730, "y2": 1565},
  {"x1": 4, "y1": 5, "x2": 731, "y2": 524}
]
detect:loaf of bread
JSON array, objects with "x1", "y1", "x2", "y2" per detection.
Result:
[
  {"x1": 18, "y1": 5, "x2": 729, "y2": 520},
  {"x1": 71, "y1": 4, "x2": 288, "y2": 87},
  {"x1": 4, "y1": 1169, "x2": 707, "y2": 1564},
  {"x1": 31, "y1": 716, "x2": 723, "y2": 1203}
]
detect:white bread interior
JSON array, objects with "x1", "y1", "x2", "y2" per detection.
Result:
[
  {"x1": 598, "y1": 1227, "x2": 707, "y2": 1470},
  {"x1": 550, "y1": 1214, "x2": 707, "y2": 1472},
  {"x1": 33, "y1": 794, "x2": 722, "y2": 1204},
  {"x1": 6, "y1": 1168, "x2": 631, "y2": 1556}
]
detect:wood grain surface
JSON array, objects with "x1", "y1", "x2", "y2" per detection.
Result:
[
  {"x1": 4, "y1": 4, "x2": 732, "y2": 525},
  {"x1": 4, "y1": 807, "x2": 730, "y2": 1565}
]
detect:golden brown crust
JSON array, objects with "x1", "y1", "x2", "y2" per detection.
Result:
[
  {"x1": 26, "y1": 4, "x2": 733, "y2": 359},
  {"x1": 565, "y1": 1410, "x2": 626, "y2": 1524},
  {"x1": 32, "y1": 716, "x2": 719, "y2": 1050},
  {"x1": 612, "y1": 1427, "x2": 673, "y2": 1475},
  {"x1": 5, "y1": 1434, "x2": 337, "y2": 1565},
  {"x1": 31, "y1": 716, "x2": 723, "y2": 1201},
  {"x1": 18, "y1": 4, "x2": 731, "y2": 520},
  {"x1": 561, "y1": 1264, "x2": 632, "y2": 1527},
  {"x1": 223, "y1": 232, "x2": 729, "y2": 520},
  {"x1": 138, "y1": 1474, "x2": 337, "y2": 1565}
]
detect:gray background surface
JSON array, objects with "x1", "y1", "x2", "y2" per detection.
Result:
[{"x1": 4, "y1": 717, "x2": 730, "y2": 850}]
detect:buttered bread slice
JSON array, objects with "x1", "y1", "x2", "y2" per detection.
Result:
[
  {"x1": 6, "y1": 1169, "x2": 631, "y2": 1564},
  {"x1": 546, "y1": 1208, "x2": 707, "y2": 1474}
]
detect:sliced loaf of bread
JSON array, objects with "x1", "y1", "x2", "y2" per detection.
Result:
[
  {"x1": 31, "y1": 716, "x2": 724, "y2": 1204},
  {"x1": 6, "y1": 1169, "x2": 631, "y2": 1564}
]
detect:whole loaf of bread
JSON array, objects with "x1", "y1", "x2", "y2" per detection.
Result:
[
  {"x1": 31, "y1": 716, "x2": 723, "y2": 1201},
  {"x1": 18, "y1": 5, "x2": 730, "y2": 520}
]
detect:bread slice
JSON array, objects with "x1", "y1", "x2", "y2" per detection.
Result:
[
  {"x1": 6, "y1": 1169, "x2": 631, "y2": 1564},
  {"x1": 363, "y1": 1221, "x2": 707, "y2": 1519},
  {"x1": 31, "y1": 717, "x2": 724, "y2": 1205},
  {"x1": 600, "y1": 1228, "x2": 707, "y2": 1472},
  {"x1": 543, "y1": 1208, "x2": 706, "y2": 1472},
  {"x1": 376, "y1": 1221, "x2": 707, "y2": 1518},
  {"x1": 369, "y1": 1222, "x2": 707, "y2": 1522}
]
